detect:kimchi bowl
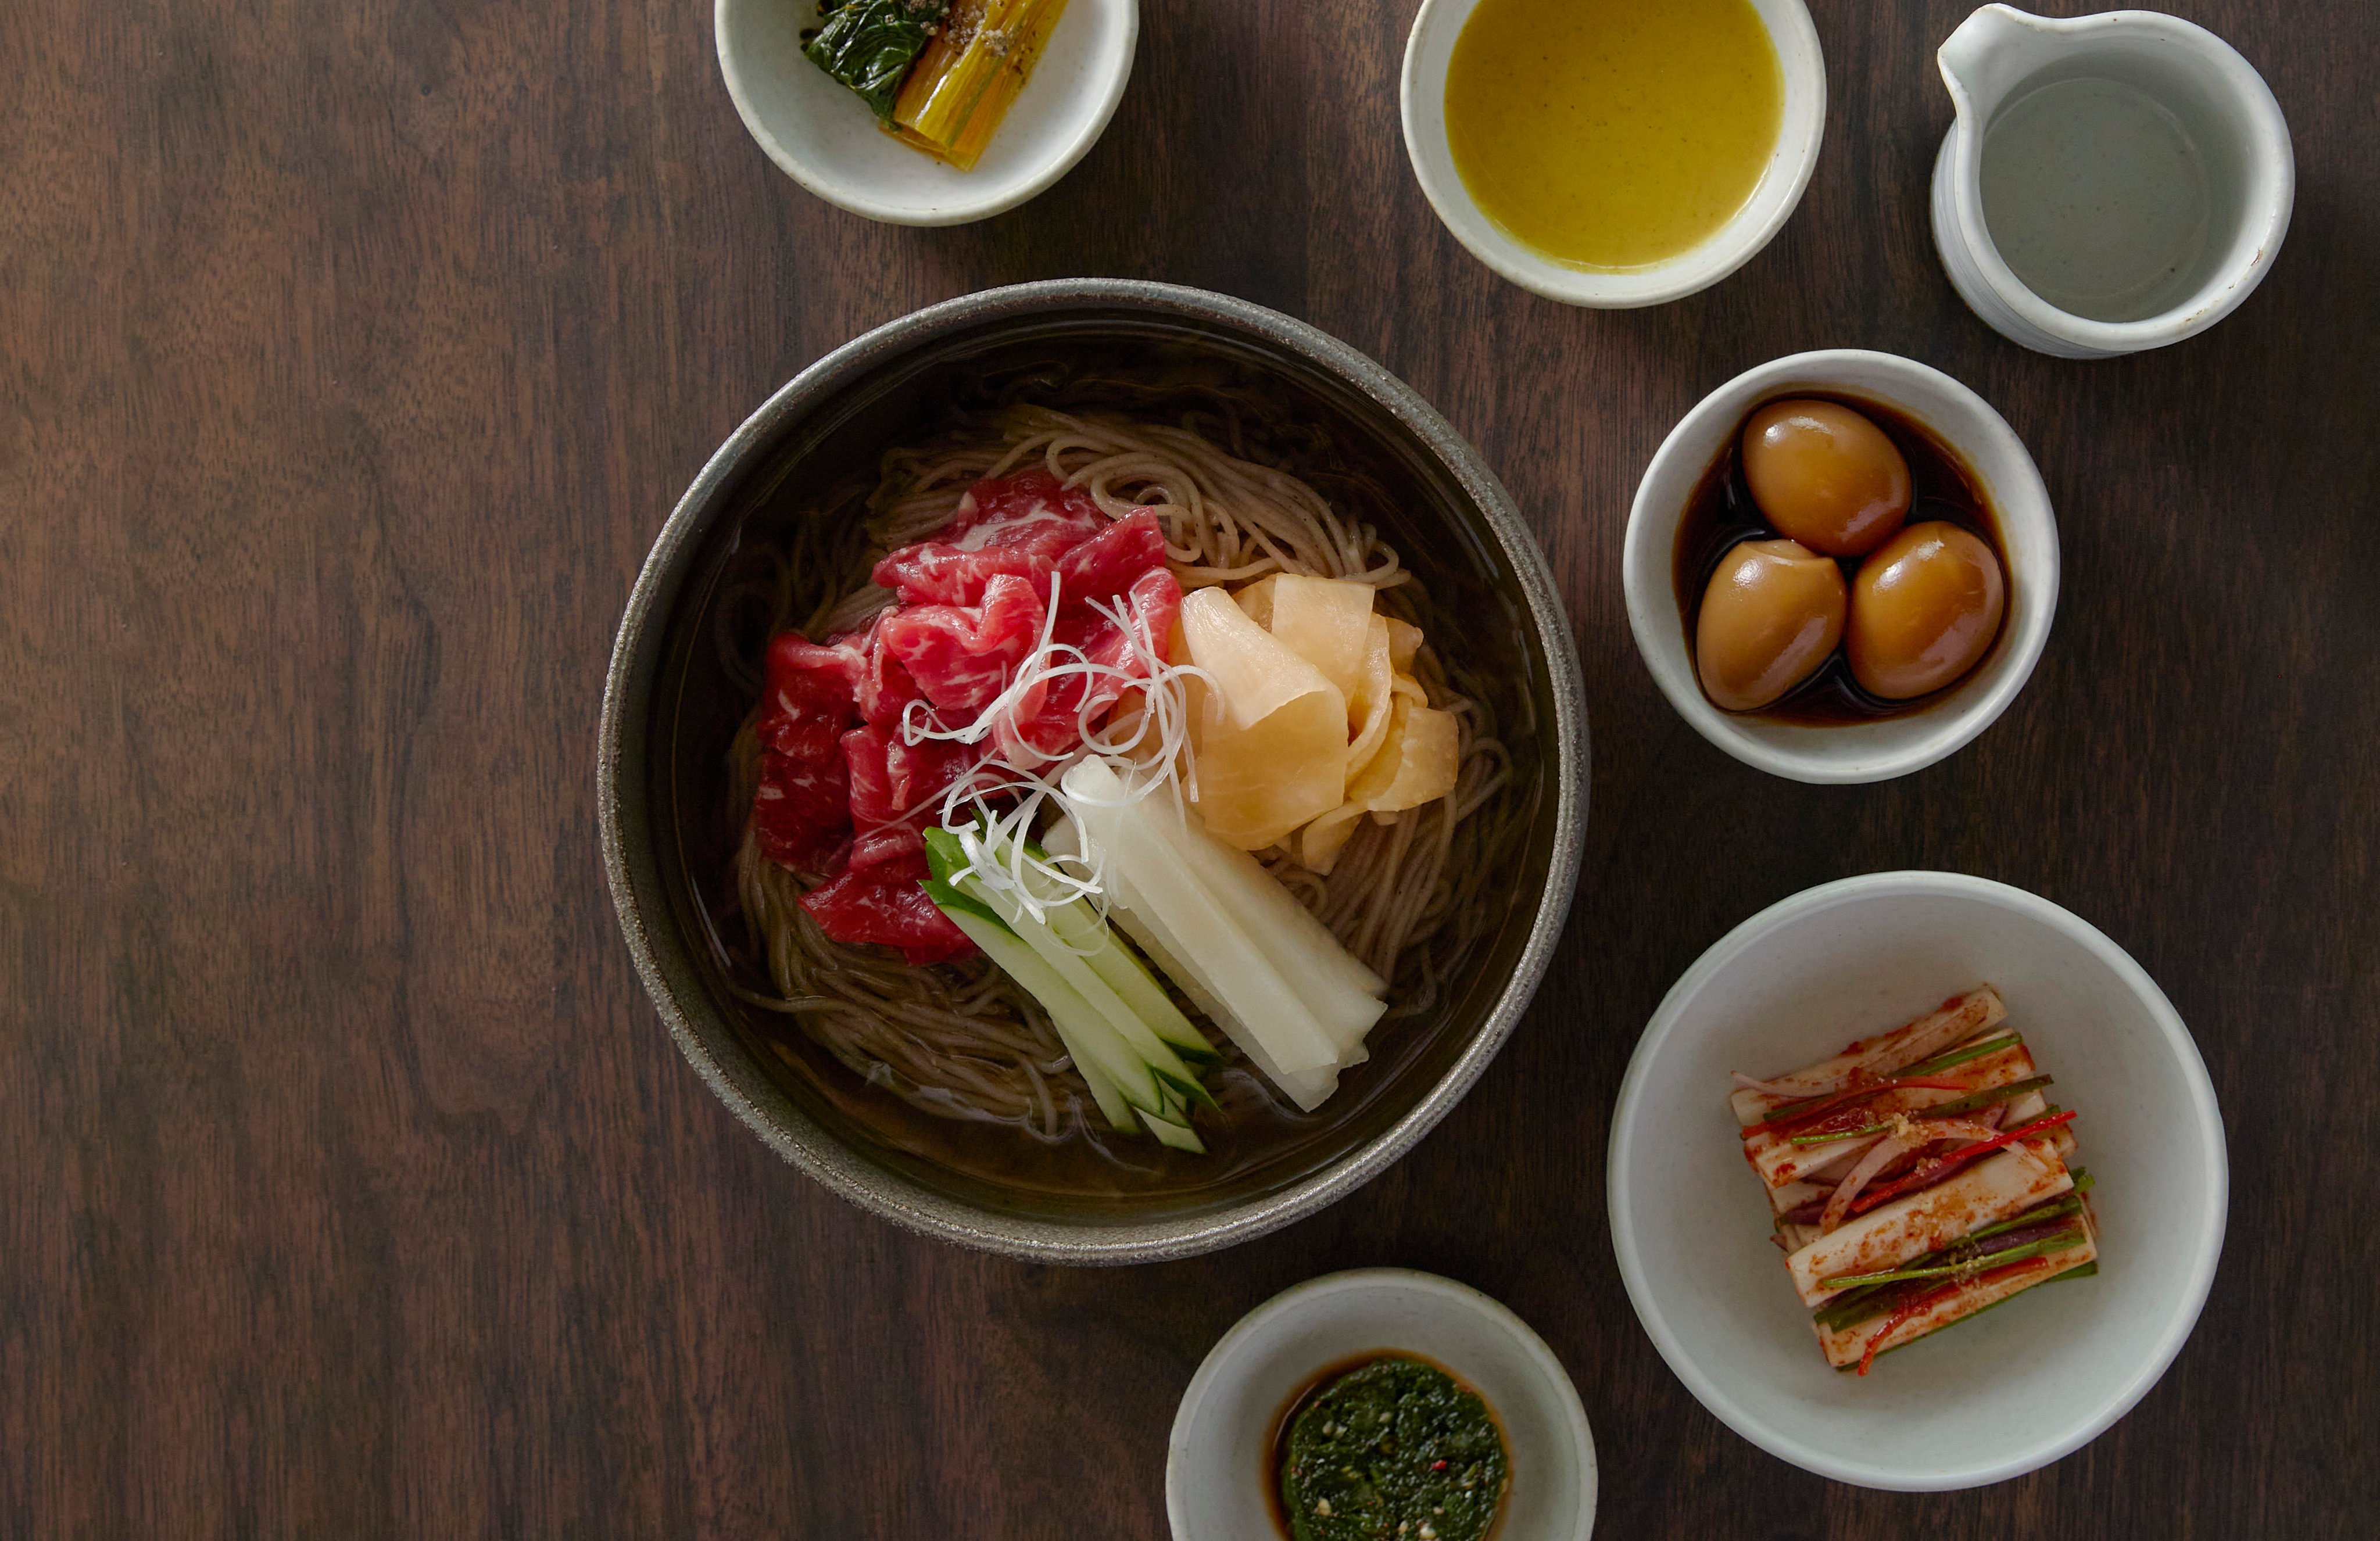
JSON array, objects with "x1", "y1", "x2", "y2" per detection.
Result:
[{"x1": 1606, "y1": 871, "x2": 2227, "y2": 1489}]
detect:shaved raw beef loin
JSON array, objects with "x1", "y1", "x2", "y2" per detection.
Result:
[
  {"x1": 840, "y1": 722, "x2": 975, "y2": 871},
  {"x1": 1055, "y1": 509, "x2": 1169, "y2": 600},
  {"x1": 750, "y1": 470, "x2": 1182, "y2": 963},
  {"x1": 749, "y1": 639, "x2": 856, "y2": 871},
  {"x1": 799, "y1": 854, "x2": 974, "y2": 966},
  {"x1": 880, "y1": 572, "x2": 1047, "y2": 715},
  {"x1": 1001, "y1": 566, "x2": 1183, "y2": 762},
  {"x1": 871, "y1": 470, "x2": 1108, "y2": 606}
]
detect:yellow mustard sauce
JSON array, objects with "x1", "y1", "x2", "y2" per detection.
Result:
[{"x1": 1444, "y1": 0, "x2": 1786, "y2": 270}]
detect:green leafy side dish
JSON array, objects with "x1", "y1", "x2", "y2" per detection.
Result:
[
  {"x1": 801, "y1": 0, "x2": 951, "y2": 121},
  {"x1": 1280, "y1": 1357, "x2": 1508, "y2": 1541}
]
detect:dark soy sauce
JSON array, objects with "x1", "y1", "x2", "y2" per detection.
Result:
[{"x1": 1672, "y1": 392, "x2": 2010, "y2": 725}]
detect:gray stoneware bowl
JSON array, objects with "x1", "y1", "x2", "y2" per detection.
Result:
[{"x1": 599, "y1": 279, "x2": 1587, "y2": 1263}]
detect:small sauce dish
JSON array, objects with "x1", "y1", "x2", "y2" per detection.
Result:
[
  {"x1": 715, "y1": 0, "x2": 1139, "y2": 226},
  {"x1": 1623, "y1": 350, "x2": 2058, "y2": 783},
  {"x1": 1400, "y1": 0, "x2": 1826, "y2": 307},
  {"x1": 1168, "y1": 1269, "x2": 1595, "y2": 1540}
]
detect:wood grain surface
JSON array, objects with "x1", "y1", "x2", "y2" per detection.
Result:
[{"x1": 4, "y1": 0, "x2": 2374, "y2": 1535}]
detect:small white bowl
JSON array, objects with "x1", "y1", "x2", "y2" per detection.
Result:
[
  {"x1": 1168, "y1": 1270, "x2": 1596, "y2": 1540},
  {"x1": 1400, "y1": 0, "x2": 1826, "y2": 307},
  {"x1": 1607, "y1": 872, "x2": 2228, "y2": 1490},
  {"x1": 1622, "y1": 349, "x2": 2059, "y2": 784},
  {"x1": 716, "y1": 0, "x2": 1138, "y2": 226}
]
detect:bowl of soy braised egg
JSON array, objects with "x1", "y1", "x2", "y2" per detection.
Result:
[{"x1": 1623, "y1": 350, "x2": 2058, "y2": 784}]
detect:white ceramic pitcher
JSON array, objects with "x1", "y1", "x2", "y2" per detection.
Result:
[{"x1": 1930, "y1": 5, "x2": 2293, "y2": 359}]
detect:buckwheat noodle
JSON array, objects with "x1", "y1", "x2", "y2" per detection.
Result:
[{"x1": 714, "y1": 394, "x2": 1524, "y2": 1151}]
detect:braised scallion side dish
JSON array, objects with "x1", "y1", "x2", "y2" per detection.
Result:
[
  {"x1": 801, "y1": 0, "x2": 1069, "y2": 170},
  {"x1": 1731, "y1": 985, "x2": 2100, "y2": 1374}
]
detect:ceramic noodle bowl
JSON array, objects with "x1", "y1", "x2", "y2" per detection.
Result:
[{"x1": 598, "y1": 280, "x2": 1588, "y2": 1264}]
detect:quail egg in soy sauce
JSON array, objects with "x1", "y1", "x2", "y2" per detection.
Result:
[
  {"x1": 1675, "y1": 394, "x2": 2010, "y2": 722},
  {"x1": 1742, "y1": 399, "x2": 1912, "y2": 557},
  {"x1": 1695, "y1": 539, "x2": 1847, "y2": 712},
  {"x1": 1847, "y1": 522, "x2": 2006, "y2": 699}
]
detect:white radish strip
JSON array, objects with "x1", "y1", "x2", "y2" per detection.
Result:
[
  {"x1": 1100, "y1": 840, "x2": 1341, "y2": 1076},
  {"x1": 1065, "y1": 759, "x2": 1341, "y2": 1076},
  {"x1": 1069, "y1": 758, "x2": 1385, "y2": 1053},
  {"x1": 1768, "y1": 1178, "x2": 1834, "y2": 1218},
  {"x1": 1734, "y1": 1071, "x2": 1829, "y2": 1097},
  {"x1": 1728, "y1": 987, "x2": 2008, "y2": 1121},
  {"x1": 1741, "y1": 1041, "x2": 2038, "y2": 1191},
  {"x1": 1789, "y1": 1139, "x2": 2075, "y2": 1306},
  {"x1": 1817, "y1": 1117, "x2": 2003, "y2": 1234},
  {"x1": 1812, "y1": 1231, "x2": 2098, "y2": 1369},
  {"x1": 1067, "y1": 753, "x2": 1376, "y2": 1042},
  {"x1": 1105, "y1": 866, "x2": 1344, "y2": 1111},
  {"x1": 1801, "y1": 1144, "x2": 1863, "y2": 1185},
  {"x1": 1165, "y1": 816, "x2": 1386, "y2": 1010}
]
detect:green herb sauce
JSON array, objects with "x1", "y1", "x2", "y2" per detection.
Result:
[{"x1": 1276, "y1": 1356, "x2": 1509, "y2": 1541}]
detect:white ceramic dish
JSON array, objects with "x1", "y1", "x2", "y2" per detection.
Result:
[
  {"x1": 1930, "y1": 5, "x2": 2294, "y2": 359},
  {"x1": 1622, "y1": 349, "x2": 2058, "y2": 784},
  {"x1": 1400, "y1": 0, "x2": 1826, "y2": 307},
  {"x1": 1607, "y1": 872, "x2": 2227, "y2": 1490},
  {"x1": 716, "y1": 0, "x2": 1138, "y2": 226},
  {"x1": 1168, "y1": 1270, "x2": 1595, "y2": 1540}
]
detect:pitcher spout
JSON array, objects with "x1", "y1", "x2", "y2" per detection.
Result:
[{"x1": 1938, "y1": 5, "x2": 2063, "y2": 124}]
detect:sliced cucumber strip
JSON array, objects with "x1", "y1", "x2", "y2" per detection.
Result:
[
  {"x1": 929, "y1": 829, "x2": 1217, "y2": 1112},
  {"x1": 1069, "y1": 1042, "x2": 1140, "y2": 1134},
  {"x1": 1138, "y1": 1094, "x2": 1207, "y2": 1153},
  {"x1": 925, "y1": 893, "x2": 1166, "y2": 1117},
  {"x1": 1047, "y1": 898, "x2": 1219, "y2": 1065}
]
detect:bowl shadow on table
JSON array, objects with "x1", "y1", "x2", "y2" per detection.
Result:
[{"x1": 628, "y1": 310, "x2": 1570, "y2": 1243}]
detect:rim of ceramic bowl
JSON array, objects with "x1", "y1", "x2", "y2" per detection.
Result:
[
  {"x1": 1166, "y1": 1268, "x2": 1597, "y2": 1540},
  {"x1": 599, "y1": 278, "x2": 1590, "y2": 1264},
  {"x1": 1621, "y1": 349, "x2": 2059, "y2": 784},
  {"x1": 1938, "y1": 5, "x2": 2295, "y2": 353},
  {"x1": 714, "y1": 0, "x2": 1140, "y2": 227},
  {"x1": 1606, "y1": 870, "x2": 2229, "y2": 1489},
  {"x1": 1399, "y1": 0, "x2": 1826, "y2": 308}
]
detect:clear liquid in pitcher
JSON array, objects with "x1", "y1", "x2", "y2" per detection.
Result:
[{"x1": 1980, "y1": 76, "x2": 2216, "y2": 324}]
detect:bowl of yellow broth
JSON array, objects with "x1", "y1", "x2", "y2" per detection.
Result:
[{"x1": 1401, "y1": 0, "x2": 1826, "y2": 307}]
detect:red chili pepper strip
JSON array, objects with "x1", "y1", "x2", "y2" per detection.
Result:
[
  {"x1": 1848, "y1": 1110, "x2": 2079, "y2": 1217},
  {"x1": 1858, "y1": 1255, "x2": 2060, "y2": 1375},
  {"x1": 1742, "y1": 1077, "x2": 1978, "y2": 1138}
]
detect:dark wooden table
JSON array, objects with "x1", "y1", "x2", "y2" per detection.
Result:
[{"x1": 7, "y1": 0, "x2": 2375, "y2": 1535}]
